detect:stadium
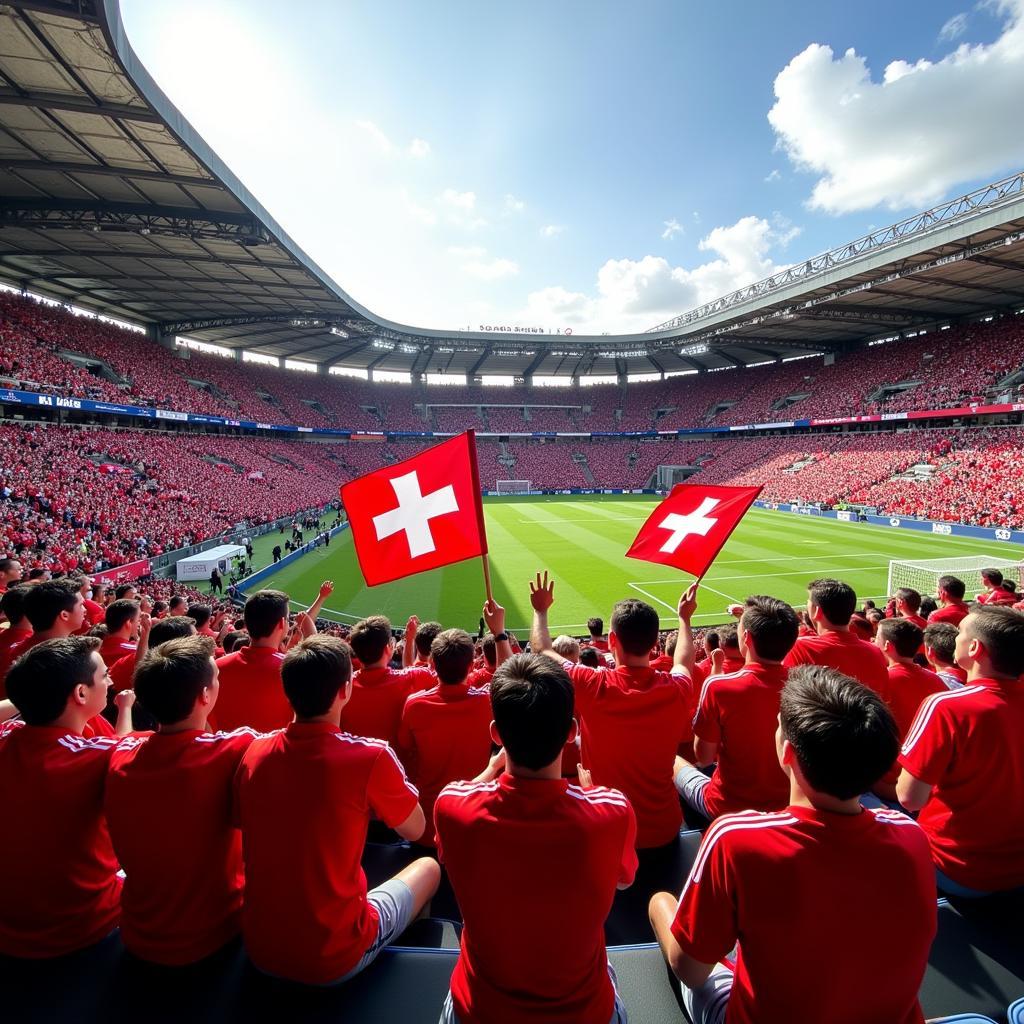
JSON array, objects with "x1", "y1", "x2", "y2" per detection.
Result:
[{"x1": 0, "y1": 1, "x2": 1022, "y2": 1022}]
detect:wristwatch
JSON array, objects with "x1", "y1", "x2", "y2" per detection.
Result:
[{"x1": 494, "y1": 632, "x2": 509, "y2": 642}]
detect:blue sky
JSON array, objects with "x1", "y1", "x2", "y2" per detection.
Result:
[{"x1": 120, "y1": 0, "x2": 1024, "y2": 335}]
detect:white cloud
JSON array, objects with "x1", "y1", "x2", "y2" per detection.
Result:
[
  {"x1": 661, "y1": 217, "x2": 683, "y2": 240},
  {"x1": 768, "y1": 0, "x2": 1024, "y2": 212},
  {"x1": 519, "y1": 215, "x2": 795, "y2": 333},
  {"x1": 503, "y1": 194, "x2": 525, "y2": 214},
  {"x1": 408, "y1": 137, "x2": 430, "y2": 158},
  {"x1": 440, "y1": 188, "x2": 477, "y2": 210},
  {"x1": 764, "y1": 169, "x2": 781, "y2": 183},
  {"x1": 540, "y1": 223, "x2": 565, "y2": 238},
  {"x1": 353, "y1": 119, "x2": 392, "y2": 154},
  {"x1": 939, "y1": 12, "x2": 969, "y2": 41},
  {"x1": 459, "y1": 249, "x2": 519, "y2": 280}
]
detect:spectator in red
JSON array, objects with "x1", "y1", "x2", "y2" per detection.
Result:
[
  {"x1": 714, "y1": 624, "x2": 745, "y2": 675},
  {"x1": 529, "y1": 571, "x2": 698, "y2": 848},
  {"x1": 408, "y1": 619, "x2": 443, "y2": 670},
  {"x1": 675, "y1": 596, "x2": 797, "y2": 820},
  {"x1": 929, "y1": 575, "x2": 970, "y2": 627},
  {"x1": 0, "y1": 558, "x2": 22, "y2": 595},
  {"x1": 78, "y1": 576, "x2": 105, "y2": 629},
  {"x1": 0, "y1": 586, "x2": 32, "y2": 698},
  {"x1": 889, "y1": 588, "x2": 926, "y2": 629},
  {"x1": 105, "y1": 635, "x2": 260, "y2": 965},
  {"x1": 435, "y1": 652, "x2": 637, "y2": 1024},
  {"x1": 923, "y1": 623, "x2": 967, "y2": 690},
  {"x1": 234, "y1": 635, "x2": 438, "y2": 985},
  {"x1": 342, "y1": 615, "x2": 434, "y2": 746},
  {"x1": 214, "y1": 590, "x2": 291, "y2": 732},
  {"x1": 0, "y1": 637, "x2": 135, "y2": 957},
  {"x1": 0, "y1": 579, "x2": 87, "y2": 686},
  {"x1": 585, "y1": 616, "x2": 609, "y2": 653},
  {"x1": 784, "y1": 578, "x2": 889, "y2": 695},
  {"x1": 898, "y1": 607, "x2": 1024, "y2": 896},
  {"x1": 99, "y1": 599, "x2": 143, "y2": 693},
  {"x1": 650, "y1": 666, "x2": 936, "y2": 1024},
  {"x1": 976, "y1": 568, "x2": 1017, "y2": 605}
]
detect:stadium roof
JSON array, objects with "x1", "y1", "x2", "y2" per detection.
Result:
[{"x1": 2, "y1": 0, "x2": 1024, "y2": 380}]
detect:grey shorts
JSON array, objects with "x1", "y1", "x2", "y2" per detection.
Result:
[
  {"x1": 331, "y1": 877, "x2": 416, "y2": 984},
  {"x1": 674, "y1": 761, "x2": 711, "y2": 818},
  {"x1": 439, "y1": 961, "x2": 628, "y2": 1023}
]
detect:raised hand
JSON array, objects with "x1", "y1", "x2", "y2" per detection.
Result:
[
  {"x1": 529, "y1": 571, "x2": 555, "y2": 613},
  {"x1": 405, "y1": 614, "x2": 419, "y2": 636},
  {"x1": 114, "y1": 689, "x2": 136, "y2": 711},
  {"x1": 577, "y1": 763, "x2": 594, "y2": 790},
  {"x1": 677, "y1": 583, "x2": 699, "y2": 623},
  {"x1": 319, "y1": 580, "x2": 335, "y2": 598},
  {"x1": 482, "y1": 598, "x2": 506, "y2": 635},
  {"x1": 710, "y1": 647, "x2": 726, "y2": 675}
]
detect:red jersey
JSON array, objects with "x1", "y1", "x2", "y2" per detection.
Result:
[
  {"x1": 435, "y1": 775, "x2": 637, "y2": 1024},
  {"x1": 977, "y1": 589, "x2": 1017, "y2": 606},
  {"x1": 83, "y1": 598, "x2": 105, "y2": 627},
  {"x1": 783, "y1": 629, "x2": 889, "y2": 695},
  {"x1": 468, "y1": 664, "x2": 493, "y2": 688},
  {"x1": 0, "y1": 720, "x2": 121, "y2": 957},
  {"x1": 234, "y1": 722, "x2": 419, "y2": 984},
  {"x1": 0, "y1": 625, "x2": 31, "y2": 698},
  {"x1": 214, "y1": 646, "x2": 290, "y2": 732},
  {"x1": 899, "y1": 678, "x2": 1024, "y2": 891},
  {"x1": 340, "y1": 664, "x2": 434, "y2": 746},
  {"x1": 586, "y1": 638, "x2": 609, "y2": 653},
  {"x1": 565, "y1": 661, "x2": 694, "y2": 847},
  {"x1": 886, "y1": 663, "x2": 946, "y2": 742},
  {"x1": 691, "y1": 664, "x2": 789, "y2": 818},
  {"x1": 650, "y1": 653, "x2": 673, "y2": 672},
  {"x1": 0, "y1": 630, "x2": 43, "y2": 685},
  {"x1": 100, "y1": 636, "x2": 137, "y2": 693},
  {"x1": 105, "y1": 727, "x2": 260, "y2": 964},
  {"x1": 928, "y1": 602, "x2": 969, "y2": 627},
  {"x1": 671, "y1": 806, "x2": 935, "y2": 1024},
  {"x1": 397, "y1": 681, "x2": 493, "y2": 847}
]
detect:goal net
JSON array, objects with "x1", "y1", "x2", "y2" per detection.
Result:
[
  {"x1": 496, "y1": 479, "x2": 533, "y2": 495},
  {"x1": 887, "y1": 555, "x2": 1024, "y2": 601}
]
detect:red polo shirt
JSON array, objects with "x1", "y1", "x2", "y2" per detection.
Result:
[
  {"x1": 83, "y1": 598, "x2": 105, "y2": 627},
  {"x1": 105, "y1": 727, "x2": 260, "y2": 964},
  {"x1": 886, "y1": 663, "x2": 947, "y2": 742},
  {"x1": 0, "y1": 625, "x2": 31, "y2": 698},
  {"x1": 692, "y1": 663, "x2": 790, "y2": 818},
  {"x1": 564, "y1": 661, "x2": 694, "y2": 847},
  {"x1": 899, "y1": 677, "x2": 1024, "y2": 891},
  {"x1": 0, "y1": 720, "x2": 121, "y2": 957},
  {"x1": 435, "y1": 775, "x2": 637, "y2": 1023},
  {"x1": 928, "y1": 602, "x2": 969, "y2": 627},
  {"x1": 0, "y1": 630, "x2": 43, "y2": 686},
  {"x1": 784, "y1": 629, "x2": 889, "y2": 696},
  {"x1": 397, "y1": 681, "x2": 493, "y2": 847},
  {"x1": 99, "y1": 636, "x2": 137, "y2": 693},
  {"x1": 213, "y1": 645, "x2": 290, "y2": 732},
  {"x1": 671, "y1": 806, "x2": 935, "y2": 1024},
  {"x1": 340, "y1": 664, "x2": 435, "y2": 746},
  {"x1": 234, "y1": 722, "x2": 419, "y2": 984}
]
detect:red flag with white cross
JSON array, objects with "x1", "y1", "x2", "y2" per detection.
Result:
[
  {"x1": 626, "y1": 483, "x2": 763, "y2": 579},
  {"x1": 341, "y1": 431, "x2": 488, "y2": 586}
]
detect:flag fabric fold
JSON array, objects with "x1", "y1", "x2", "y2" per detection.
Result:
[
  {"x1": 341, "y1": 431, "x2": 487, "y2": 587},
  {"x1": 626, "y1": 483, "x2": 763, "y2": 579}
]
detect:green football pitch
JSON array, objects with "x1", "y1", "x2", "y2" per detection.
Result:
[{"x1": 232, "y1": 497, "x2": 1024, "y2": 635}]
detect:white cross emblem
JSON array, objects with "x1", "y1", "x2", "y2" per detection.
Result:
[
  {"x1": 372, "y1": 470, "x2": 459, "y2": 558},
  {"x1": 657, "y1": 497, "x2": 720, "y2": 553}
]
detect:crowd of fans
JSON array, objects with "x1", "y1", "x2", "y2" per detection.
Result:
[
  {"x1": 0, "y1": 555, "x2": 1020, "y2": 1021},
  {"x1": 4, "y1": 292, "x2": 1024, "y2": 433}
]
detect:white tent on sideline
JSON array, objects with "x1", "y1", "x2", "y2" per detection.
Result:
[{"x1": 176, "y1": 543, "x2": 245, "y2": 582}]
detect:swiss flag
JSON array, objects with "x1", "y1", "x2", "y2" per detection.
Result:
[
  {"x1": 626, "y1": 483, "x2": 763, "y2": 579},
  {"x1": 341, "y1": 431, "x2": 488, "y2": 586}
]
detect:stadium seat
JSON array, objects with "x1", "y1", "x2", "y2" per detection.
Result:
[{"x1": 604, "y1": 828, "x2": 705, "y2": 946}]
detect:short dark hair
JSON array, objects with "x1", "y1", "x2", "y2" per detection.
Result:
[
  {"x1": 134, "y1": 636, "x2": 216, "y2": 725},
  {"x1": 587, "y1": 617, "x2": 604, "y2": 637},
  {"x1": 243, "y1": 590, "x2": 289, "y2": 639},
  {"x1": 937, "y1": 575, "x2": 966, "y2": 600},
  {"x1": 148, "y1": 615, "x2": 197, "y2": 647},
  {"x1": 780, "y1": 665, "x2": 898, "y2": 800},
  {"x1": 609, "y1": 599, "x2": 659, "y2": 656},
  {"x1": 718, "y1": 623, "x2": 739, "y2": 651},
  {"x1": 807, "y1": 578, "x2": 856, "y2": 627},
  {"x1": 168, "y1": 595, "x2": 188, "y2": 613},
  {"x1": 6, "y1": 636, "x2": 102, "y2": 726},
  {"x1": 222, "y1": 630, "x2": 249, "y2": 654},
  {"x1": 895, "y1": 587, "x2": 922, "y2": 614},
  {"x1": 104, "y1": 599, "x2": 139, "y2": 634},
  {"x1": 923, "y1": 623, "x2": 958, "y2": 665},
  {"x1": 114, "y1": 583, "x2": 137, "y2": 600},
  {"x1": 578, "y1": 646, "x2": 602, "y2": 668},
  {"x1": 152, "y1": 600, "x2": 168, "y2": 616},
  {"x1": 664, "y1": 629, "x2": 678, "y2": 658},
  {"x1": 490, "y1": 653, "x2": 573, "y2": 771},
  {"x1": 964, "y1": 607, "x2": 1024, "y2": 677},
  {"x1": 849, "y1": 614, "x2": 874, "y2": 640},
  {"x1": 0, "y1": 557, "x2": 21, "y2": 576},
  {"x1": 877, "y1": 617, "x2": 923, "y2": 659},
  {"x1": 187, "y1": 603, "x2": 212, "y2": 630},
  {"x1": 27, "y1": 568, "x2": 47, "y2": 581},
  {"x1": 704, "y1": 630, "x2": 720, "y2": 653},
  {"x1": 282, "y1": 634, "x2": 352, "y2": 718},
  {"x1": 481, "y1": 633, "x2": 497, "y2": 667},
  {"x1": 981, "y1": 568, "x2": 1004, "y2": 587},
  {"x1": 349, "y1": 615, "x2": 392, "y2": 664},
  {"x1": 0, "y1": 584, "x2": 29, "y2": 626},
  {"x1": 741, "y1": 596, "x2": 799, "y2": 661},
  {"x1": 432, "y1": 628, "x2": 475, "y2": 685},
  {"x1": 23, "y1": 579, "x2": 80, "y2": 631},
  {"x1": 414, "y1": 621, "x2": 443, "y2": 659}
]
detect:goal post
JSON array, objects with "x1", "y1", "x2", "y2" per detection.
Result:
[
  {"x1": 886, "y1": 555, "x2": 1024, "y2": 601},
  {"x1": 496, "y1": 479, "x2": 533, "y2": 495}
]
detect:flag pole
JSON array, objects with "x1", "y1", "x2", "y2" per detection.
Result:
[
  {"x1": 481, "y1": 552, "x2": 494, "y2": 605},
  {"x1": 464, "y1": 428, "x2": 493, "y2": 605}
]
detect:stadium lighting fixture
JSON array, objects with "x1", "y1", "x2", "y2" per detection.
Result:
[
  {"x1": 329, "y1": 326, "x2": 349, "y2": 338},
  {"x1": 680, "y1": 343, "x2": 709, "y2": 356},
  {"x1": 372, "y1": 339, "x2": 395, "y2": 350},
  {"x1": 399, "y1": 344, "x2": 419, "y2": 354}
]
